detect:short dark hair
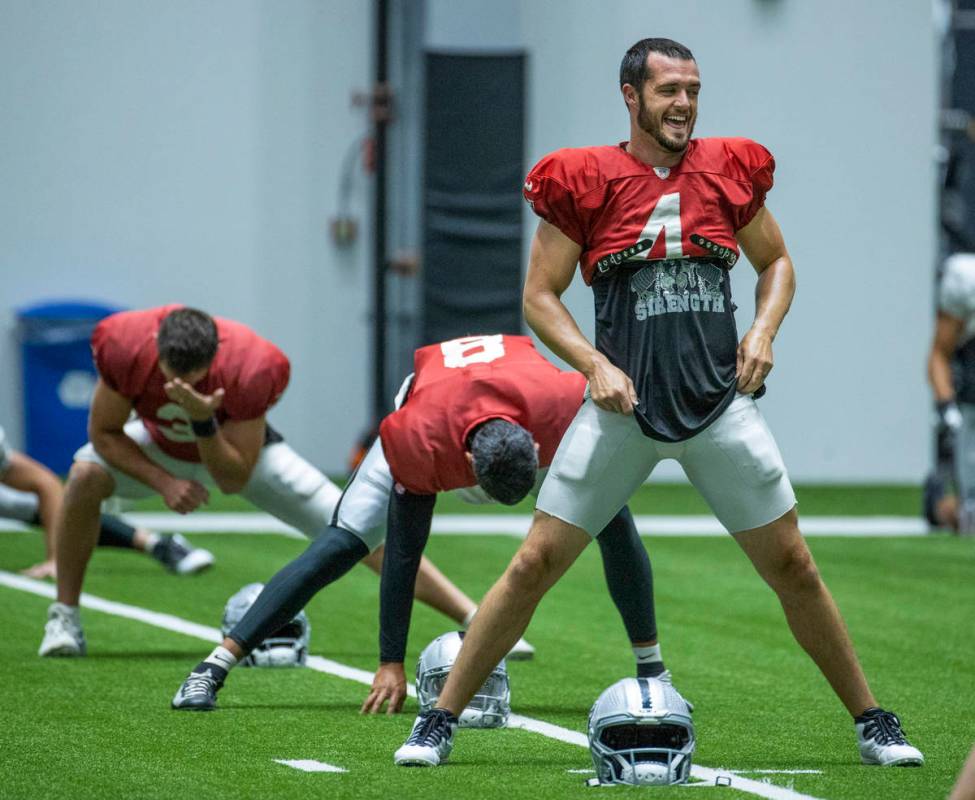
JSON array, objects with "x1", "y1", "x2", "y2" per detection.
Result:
[
  {"x1": 157, "y1": 307, "x2": 219, "y2": 374},
  {"x1": 469, "y1": 419, "x2": 538, "y2": 506},
  {"x1": 620, "y1": 38, "x2": 695, "y2": 89}
]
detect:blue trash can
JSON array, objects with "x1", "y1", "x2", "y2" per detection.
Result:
[{"x1": 18, "y1": 301, "x2": 123, "y2": 474}]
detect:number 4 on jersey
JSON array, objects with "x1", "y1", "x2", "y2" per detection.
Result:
[{"x1": 637, "y1": 192, "x2": 685, "y2": 260}]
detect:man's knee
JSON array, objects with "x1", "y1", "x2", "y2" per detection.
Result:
[
  {"x1": 65, "y1": 462, "x2": 114, "y2": 502},
  {"x1": 764, "y1": 542, "x2": 822, "y2": 595},
  {"x1": 506, "y1": 542, "x2": 561, "y2": 598}
]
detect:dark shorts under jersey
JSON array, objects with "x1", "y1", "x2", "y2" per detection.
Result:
[{"x1": 593, "y1": 256, "x2": 738, "y2": 442}]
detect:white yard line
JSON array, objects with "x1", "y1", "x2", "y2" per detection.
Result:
[
  {"x1": 0, "y1": 512, "x2": 930, "y2": 537},
  {"x1": 1, "y1": 570, "x2": 827, "y2": 800},
  {"x1": 274, "y1": 759, "x2": 347, "y2": 773}
]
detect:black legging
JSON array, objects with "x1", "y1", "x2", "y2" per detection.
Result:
[
  {"x1": 228, "y1": 526, "x2": 368, "y2": 652},
  {"x1": 595, "y1": 506, "x2": 657, "y2": 643}
]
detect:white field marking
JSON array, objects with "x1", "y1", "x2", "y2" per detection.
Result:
[
  {"x1": 274, "y1": 759, "x2": 347, "y2": 773},
  {"x1": 0, "y1": 512, "x2": 930, "y2": 537},
  {"x1": 730, "y1": 770, "x2": 824, "y2": 775},
  {"x1": 1, "y1": 570, "x2": 825, "y2": 800}
]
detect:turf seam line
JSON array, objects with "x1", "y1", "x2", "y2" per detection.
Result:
[{"x1": 1, "y1": 570, "x2": 825, "y2": 800}]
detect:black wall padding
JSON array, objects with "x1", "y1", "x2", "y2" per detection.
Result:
[{"x1": 422, "y1": 53, "x2": 525, "y2": 344}]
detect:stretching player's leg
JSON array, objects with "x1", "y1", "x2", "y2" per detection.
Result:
[
  {"x1": 434, "y1": 512, "x2": 590, "y2": 717},
  {"x1": 96, "y1": 514, "x2": 214, "y2": 574},
  {"x1": 0, "y1": 482, "x2": 45, "y2": 525},
  {"x1": 55, "y1": 463, "x2": 115, "y2": 605},
  {"x1": 595, "y1": 506, "x2": 665, "y2": 677},
  {"x1": 733, "y1": 507, "x2": 875, "y2": 716},
  {"x1": 1, "y1": 451, "x2": 64, "y2": 578},
  {"x1": 172, "y1": 525, "x2": 368, "y2": 709},
  {"x1": 38, "y1": 462, "x2": 115, "y2": 656},
  {"x1": 734, "y1": 509, "x2": 922, "y2": 765}
]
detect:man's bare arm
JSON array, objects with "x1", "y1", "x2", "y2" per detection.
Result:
[
  {"x1": 89, "y1": 379, "x2": 175, "y2": 492},
  {"x1": 929, "y1": 312, "x2": 964, "y2": 404},
  {"x1": 195, "y1": 417, "x2": 265, "y2": 494},
  {"x1": 735, "y1": 207, "x2": 797, "y2": 394},
  {"x1": 523, "y1": 220, "x2": 639, "y2": 414},
  {"x1": 89, "y1": 379, "x2": 208, "y2": 513},
  {"x1": 161, "y1": 377, "x2": 264, "y2": 493}
]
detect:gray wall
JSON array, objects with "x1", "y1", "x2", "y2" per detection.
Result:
[
  {"x1": 0, "y1": 0, "x2": 373, "y2": 473},
  {"x1": 1, "y1": 1, "x2": 939, "y2": 482},
  {"x1": 430, "y1": 0, "x2": 938, "y2": 483}
]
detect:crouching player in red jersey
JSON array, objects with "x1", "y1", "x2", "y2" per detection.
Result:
[
  {"x1": 171, "y1": 334, "x2": 666, "y2": 713},
  {"x1": 395, "y1": 38, "x2": 924, "y2": 769},
  {"x1": 38, "y1": 306, "x2": 500, "y2": 659},
  {"x1": 1, "y1": 421, "x2": 213, "y2": 580}
]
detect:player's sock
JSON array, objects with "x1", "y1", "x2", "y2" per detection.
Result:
[
  {"x1": 461, "y1": 607, "x2": 477, "y2": 627},
  {"x1": 96, "y1": 514, "x2": 140, "y2": 549},
  {"x1": 633, "y1": 643, "x2": 666, "y2": 677},
  {"x1": 198, "y1": 645, "x2": 238, "y2": 673}
]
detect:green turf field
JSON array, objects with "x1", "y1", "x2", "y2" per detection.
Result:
[
  {"x1": 127, "y1": 481, "x2": 925, "y2": 517},
  {"x1": 1, "y1": 498, "x2": 971, "y2": 799}
]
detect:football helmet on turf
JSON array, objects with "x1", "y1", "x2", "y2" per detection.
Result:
[
  {"x1": 416, "y1": 631, "x2": 510, "y2": 728},
  {"x1": 588, "y1": 677, "x2": 695, "y2": 785},
  {"x1": 220, "y1": 583, "x2": 310, "y2": 667}
]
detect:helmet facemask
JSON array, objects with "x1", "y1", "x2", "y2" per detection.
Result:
[
  {"x1": 220, "y1": 583, "x2": 310, "y2": 668},
  {"x1": 587, "y1": 677, "x2": 695, "y2": 786},
  {"x1": 244, "y1": 619, "x2": 309, "y2": 667},
  {"x1": 593, "y1": 720, "x2": 693, "y2": 785}
]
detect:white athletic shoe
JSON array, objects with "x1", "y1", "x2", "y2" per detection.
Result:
[
  {"x1": 856, "y1": 708, "x2": 924, "y2": 766},
  {"x1": 39, "y1": 602, "x2": 86, "y2": 657},
  {"x1": 507, "y1": 636, "x2": 535, "y2": 660},
  {"x1": 394, "y1": 709, "x2": 458, "y2": 767}
]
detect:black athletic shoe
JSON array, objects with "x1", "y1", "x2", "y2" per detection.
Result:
[
  {"x1": 171, "y1": 664, "x2": 226, "y2": 710},
  {"x1": 152, "y1": 534, "x2": 215, "y2": 575},
  {"x1": 394, "y1": 709, "x2": 458, "y2": 766}
]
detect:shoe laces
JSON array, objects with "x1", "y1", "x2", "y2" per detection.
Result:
[
  {"x1": 182, "y1": 669, "x2": 221, "y2": 699},
  {"x1": 49, "y1": 606, "x2": 79, "y2": 629},
  {"x1": 862, "y1": 711, "x2": 908, "y2": 746},
  {"x1": 406, "y1": 710, "x2": 452, "y2": 747}
]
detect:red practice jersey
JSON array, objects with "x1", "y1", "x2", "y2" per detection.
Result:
[
  {"x1": 523, "y1": 137, "x2": 773, "y2": 284},
  {"x1": 92, "y1": 305, "x2": 290, "y2": 462},
  {"x1": 523, "y1": 137, "x2": 774, "y2": 442},
  {"x1": 379, "y1": 335, "x2": 586, "y2": 495}
]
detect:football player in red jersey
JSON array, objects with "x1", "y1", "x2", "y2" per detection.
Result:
[
  {"x1": 395, "y1": 38, "x2": 924, "y2": 770},
  {"x1": 172, "y1": 334, "x2": 665, "y2": 714},
  {"x1": 37, "y1": 307, "x2": 502, "y2": 661}
]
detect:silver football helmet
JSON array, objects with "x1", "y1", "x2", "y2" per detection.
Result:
[
  {"x1": 220, "y1": 583, "x2": 310, "y2": 668},
  {"x1": 416, "y1": 631, "x2": 510, "y2": 728},
  {"x1": 588, "y1": 677, "x2": 695, "y2": 786}
]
